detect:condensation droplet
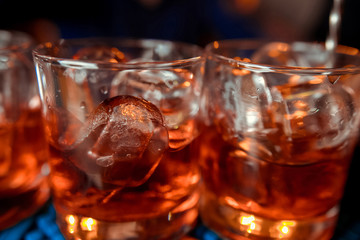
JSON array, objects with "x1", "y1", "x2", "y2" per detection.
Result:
[
  {"x1": 80, "y1": 101, "x2": 86, "y2": 109},
  {"x1": 99, "y1": 86, "x2": 109, "y2": 95}
]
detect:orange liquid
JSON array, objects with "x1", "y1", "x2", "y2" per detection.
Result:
[
  {"x1": 0, "y1": 108, "x2": 50, "y2": 230},
  {"x1": 200, "y1": 126, "x2": 353, "y2": 220},
  {"x1": 47, "y1": 113, "x2": 201, "y2": 239},
  {"x1": 49, "y1": 141, "x2": 200, "y2": 222},
  {"x1": 43, "y1": 93, "x2": 202, "y2": 239}
]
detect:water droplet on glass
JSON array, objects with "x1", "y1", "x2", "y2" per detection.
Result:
[
  {"x1": 80, "y1": 101, "x2": 86, "y2": 109},
  {"x1": 99, "y1": 86, "x2": 109, "y2": 95}
]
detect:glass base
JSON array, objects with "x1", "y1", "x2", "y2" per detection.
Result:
[
  {"x1": 0, "y1": 181, "x2": 50, "y2": 231},
  {"x1": 56, "y1": 193, "x2": 199, "y2": 240},
  {"x1": 200, "y1": 194, "x2": 338, "y2": 240}
]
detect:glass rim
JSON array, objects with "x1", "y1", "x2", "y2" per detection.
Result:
[
  {"x1": 205, "y1": 39, "x2": 360, "y2": 75},
  {"x1": 0, "y1": 30, "x2": 33, "y2": 53},
  {"x1": 33, "y1": 37, "x2": 203, "y2": 70}
]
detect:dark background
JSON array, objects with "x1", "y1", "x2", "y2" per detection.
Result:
[{"x1": 2, "y1": 0, "x2": 359, "y2": 48}]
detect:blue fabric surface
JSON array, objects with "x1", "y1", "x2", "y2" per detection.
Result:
[
  {"x1": 0, "y1": 204, "x2": 64, "y2": 240},
  {"x1": 1, "y1": 203, "x2": 359, "y2": 240}
]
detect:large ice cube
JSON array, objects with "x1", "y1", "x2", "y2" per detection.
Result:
[
  {"x1": 214, "y1": 63, "x2": 273, "y2": 146},
  {"x1": 69, "y1": 95, "x2": 169, "y2": 189},
  {"x1": 110, "y1": 68, "x2": 200, "y2": 150},
  {"x1": 252, "y1": 42, "x2": 328, "y2": 68},
  {"x1": 263, "y1": 76, "x2": 355, "y2": 164},
  {"x1": 216, "y1": 58, "x2": 355, "y2": 165}
]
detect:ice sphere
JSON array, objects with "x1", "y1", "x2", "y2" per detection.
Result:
[
  {"x1": 252, "y1": 42, "x2": 328, "y2": 68},
  {"x1": 72, "y1": 46, "x2": 127, "y2": 63},
  {"x1": 69, "y1": 95, "x2": 169, "y2": 188},
  {"x1": 110, "y1": 68, "x2": 200, "y2": 150}
]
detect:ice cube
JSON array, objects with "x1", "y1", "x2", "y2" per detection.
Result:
[
  {"x1": 307, "y1": 84, "x2": 355, "y2": 148},
  {"x1": 69, "y1": 95, "x2": 169, "y2": 188},
  {"x1": 137, "y1": 41, "x2": 181, "y2": 62},
  {"x1": 72, "y1": 46, "x2": 127, "y2": 63},
  {"x1": 263, "y1": 76, "x2": 355, "y2": 164},
  {"x1": 251, "y1": 42, "x2": 328, "y2": 68},
  {"x1": 214, "y1": 65, "x2": 273, "y2": 146},
  {"x1": 59, "y1": 46, "x2": 127, "y2": 120},
  {"x1": 290, "y1": 42, "x2": 329, "y2": 67},
  {"x1": 110, "y1": 68, "x2": 200, "y2": 150}
]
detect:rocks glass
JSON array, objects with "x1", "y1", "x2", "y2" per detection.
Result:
[
  {"x1": 33, "y1": 38, "x2": 203, "y2": 240},
  {"x1": 0, "y1": 30, "x2": 49, "y2": 230},
  {"x1": 200, "y1": 39, "x2": 360, "y2": 240}
]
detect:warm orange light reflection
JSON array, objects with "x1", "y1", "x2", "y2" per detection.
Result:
[
  {"x1": 225, "y1": 196, "x2": 241, "y2": 208},
  {"x1": 233, "y1": 57, "x2": 251, "y2": 63},
  {"x1": 269, "y1": 49, "x2": 280, "y2": 58},
  {"x1": 232, "y1": 68, "x2": 250, "y2": 76},
  {"x1": 268, "y1": 43, "x2": 289, "y2": 59},
  {"x1": 80, "y1": 217, "x2": 97, "y2": 231},
  {"x1": 68, "y1": 226, "x2": 75, "y2": 234},
  {"x1": 66, "y1": 215, "x2": 77, "y2": 234},
  {"x1": 234, "y1": 0, "x2": 260, "y2": 15},
  {"x1": 67, "y1": 215, "x2": 76, "y2": 225},
  {"x1": 240, "y1": 215, "x2": 255, "y2": 225},
  {"x1": 294, "y1": 100, "x2": 307, "y2": 109},
  {"x1": 120, "y1": 104, "x2": 148, "y2": 123},
  {"x1": 276, "y1": 43, "x2": 289, "y2": 52},
  {"x1": 213, "y1": 41, "x2": 219, "y2": 49},
  {"x1": 239, "y1": 214, "x2": 261, "y2": 234},
  {"x1": 280, "y1": 225, "x2": 289, "y2": 234},
  {"x1": 183, "y1": 81, "x2": 191, "y2": 87},
  {"x1": 337, "y1": 45, "x2": 359, "y2": 55},
  {"x1": 270, "y1": 220, "x2": 296, "y2": 238},
  {"x1": 44, "y1": 42, "x2": 53, "y2": 48},
  {"x1": 293, "y1": 110, "x2": 307, "y2": 119},
  {"x1": 309, "y1": 77, "x2": 325, "y2": 85},
  {"x1": 288, "y1": 75, "x2": 301, "y2": 84}
]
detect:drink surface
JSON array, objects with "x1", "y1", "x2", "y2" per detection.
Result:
[{"x1": 0, "y1": 107, "x2": 49, "y2": 230}]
